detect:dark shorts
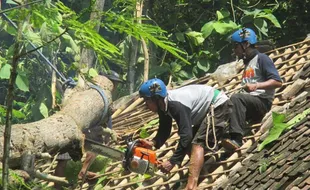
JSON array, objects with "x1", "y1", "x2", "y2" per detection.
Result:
[
  {"x1": 192, "y1": 100, "x2": 233, "y2": 151},
  {"x1": 56, "y1": 125, "x2": 106, "y2": 160}
]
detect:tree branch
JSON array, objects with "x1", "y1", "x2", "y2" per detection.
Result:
[
  {"x1": 17, "y1": 28, "x2": 68, "y2": 59},
  {"x1": 0, "y1": 0, "x2": 43, "y2": 14}
]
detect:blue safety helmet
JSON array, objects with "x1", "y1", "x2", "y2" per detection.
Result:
[
  {"x1": 139, "y1": 78, "x2": 167, "y2": 98},
  {"x1": 231, "y1": 28, "x2": 257, "y2": 44}
]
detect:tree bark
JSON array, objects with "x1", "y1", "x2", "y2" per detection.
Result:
[
  {"x1": 79, "y1": 0, "x2": 105, "y2": 68},
  {"x1": 2, "y1": 13, "x2": 24, "y2": 190},
  {"x1": 0, "y1": 75, "x2": 113, "y2": 168},
  {"x1": 128, "y1": 37, "x2": 139, "y2": 93},
  {"x1": 136, "y1": 0, "x2": 150, "y2": 82}
]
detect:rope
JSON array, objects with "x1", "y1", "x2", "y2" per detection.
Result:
[
  {"x1": 205, "y1": 104, "x2": 217, "y2": 150},
  {"x1": 89, "y1": 84, "x2": 109, "y2": 125}
]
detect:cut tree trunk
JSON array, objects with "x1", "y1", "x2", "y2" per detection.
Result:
[{"x1": 0, "y1": 75, "x2": 113, "y2": 168}]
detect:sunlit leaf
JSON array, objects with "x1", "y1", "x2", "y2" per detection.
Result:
[
  {"x1": 89, "y1": 68, "x2": 98, "y2": 78},
  {"x1": 6, "y1": 0, "x2": 18, "y2": 5},
  {"x1": 144, "y1": 173, "x2": 152, "y2": 179},
  {"x1": 243, "y1": 9, "x2": 262, "y2": 17},
  {"x1": 197, "y1": 59, "x2": 210, "y2": 72},
  {"x1": 0, "y1": 64, "x2": 12, "y2": 79},
  {"x1": 213, "y1": 21, "x2": 238, "y2": 35},
  {"x1": 15, "y1": 73, "x2": 29, "y2": 92},
  {"x1": 216, "y1": 10, "x2": 230, "y2": 21},
  {"x1": 185, "y1": 31, "x2": 205, "y2": 45},
  {"x1": 148, "y1": 118, "x2": 159, "y2": 125},
  {"x1": 140, "y1": 127, "x2": 150, "y2": 138},
  {"x1": 201, "y1": 21, "x2": 215, "y2": 38},
  {"x1": 216, "y1": 10, "x2": 224, "y2": 21},
  {"x1": 12, "y1": 109, "x2": 26, "y2": 119},
  {"x1": 39, "y1": 102, "x2": 49, "y2": 118},
  {"x1": 258, "y1": 112, "x2": 291, "y2": 151},
  {"x1": 257, "y1": 14, "x2": 281, "y2": 28}
]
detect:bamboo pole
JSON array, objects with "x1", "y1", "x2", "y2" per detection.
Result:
[{"x1": 121, "y1": 98, "x2": 144, "y2": 114}]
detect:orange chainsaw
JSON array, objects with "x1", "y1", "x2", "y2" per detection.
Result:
[{"x1": 85, "y1": 138, "x2": 165, "y2": 177}]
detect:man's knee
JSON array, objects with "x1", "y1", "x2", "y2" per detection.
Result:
[{"x1": 230, "y1": 93, "x2": 244, "y2": 103}]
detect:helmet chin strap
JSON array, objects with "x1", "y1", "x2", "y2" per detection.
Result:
[{"x1": 240, "y1": 42, "x2": 249, "y2": 60}]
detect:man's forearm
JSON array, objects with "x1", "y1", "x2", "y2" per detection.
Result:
[{"x1": 257, "y1": 79, "x2": 282, "y2": 90}]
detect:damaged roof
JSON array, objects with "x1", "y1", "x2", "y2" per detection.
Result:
[{"x1": 100, "y1": 38, "x2": 310, "y2": 189}]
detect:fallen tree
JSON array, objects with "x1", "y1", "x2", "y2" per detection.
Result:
[{"x1": 0, "y1": 75, "x2": 113, "y2": 168}]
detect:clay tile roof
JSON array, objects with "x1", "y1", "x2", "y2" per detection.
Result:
[{"x1": 101, "y1": 38, "x2": 310, "y2": 189}]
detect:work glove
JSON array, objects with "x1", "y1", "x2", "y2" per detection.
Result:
[
  {"x1": 138, "y1": 139, "x2": 154, "y2": 149},
  {"x1": 158, "y1": 160, "x2": 175, "y2": 174}
]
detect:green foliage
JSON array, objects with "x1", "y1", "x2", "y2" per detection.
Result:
[
  {"x1": 0, "y1": 64, "x2": 11, "y2": 79},
  {"x1": 258, "y1": 108, "x2": 310, "y2": 151},
  {"x1": 148, "y1": 1, "x2": 283, "y2": 83},
  {"x1": 0, "y1": 168, "x2": 53, "y2": 189},
  {"x1": 185, "y1": 31, "x2": 205, "y2": 46},
  {"x1": 89, "y1": 155, "x2": 111, "y2": 173},
  {"x1": 242, "y1": 9, "x2": 281, "y2": 37},
  {"x1": 258, "y1": 159, "x2": 269, "y2": 174},
  {"x1": 258, "y1": 112, "x2": 290, "y2": 151},
  {"x1": 39, "y1": 102, "x2": 49, "y2": 118},
  {"x1": 102, "y1": 11, "x2": 190, "y2": 65},
  {"x1": 88, "y1": 68, "x2": 98, "y2": 78},
  {"x1": 15, "y1": 72, "x2": 29, "y2": 92},
  {"x1": 56, "y1": 1, "x2": 121, "y2": 63},
  {"x1": 139, "y1": 119, "x2": 159, "y2": 138},
  {"x1": 64, "y1": 160, "x2": 82, "y2": 184}
]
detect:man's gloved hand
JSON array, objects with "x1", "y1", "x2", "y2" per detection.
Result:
[
  {"x1": 138, "y1": 139, "x2": 155, "y2": 149},
  {"x1": 158, "y1": 160, "x2": 175, "y2": 174}
]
